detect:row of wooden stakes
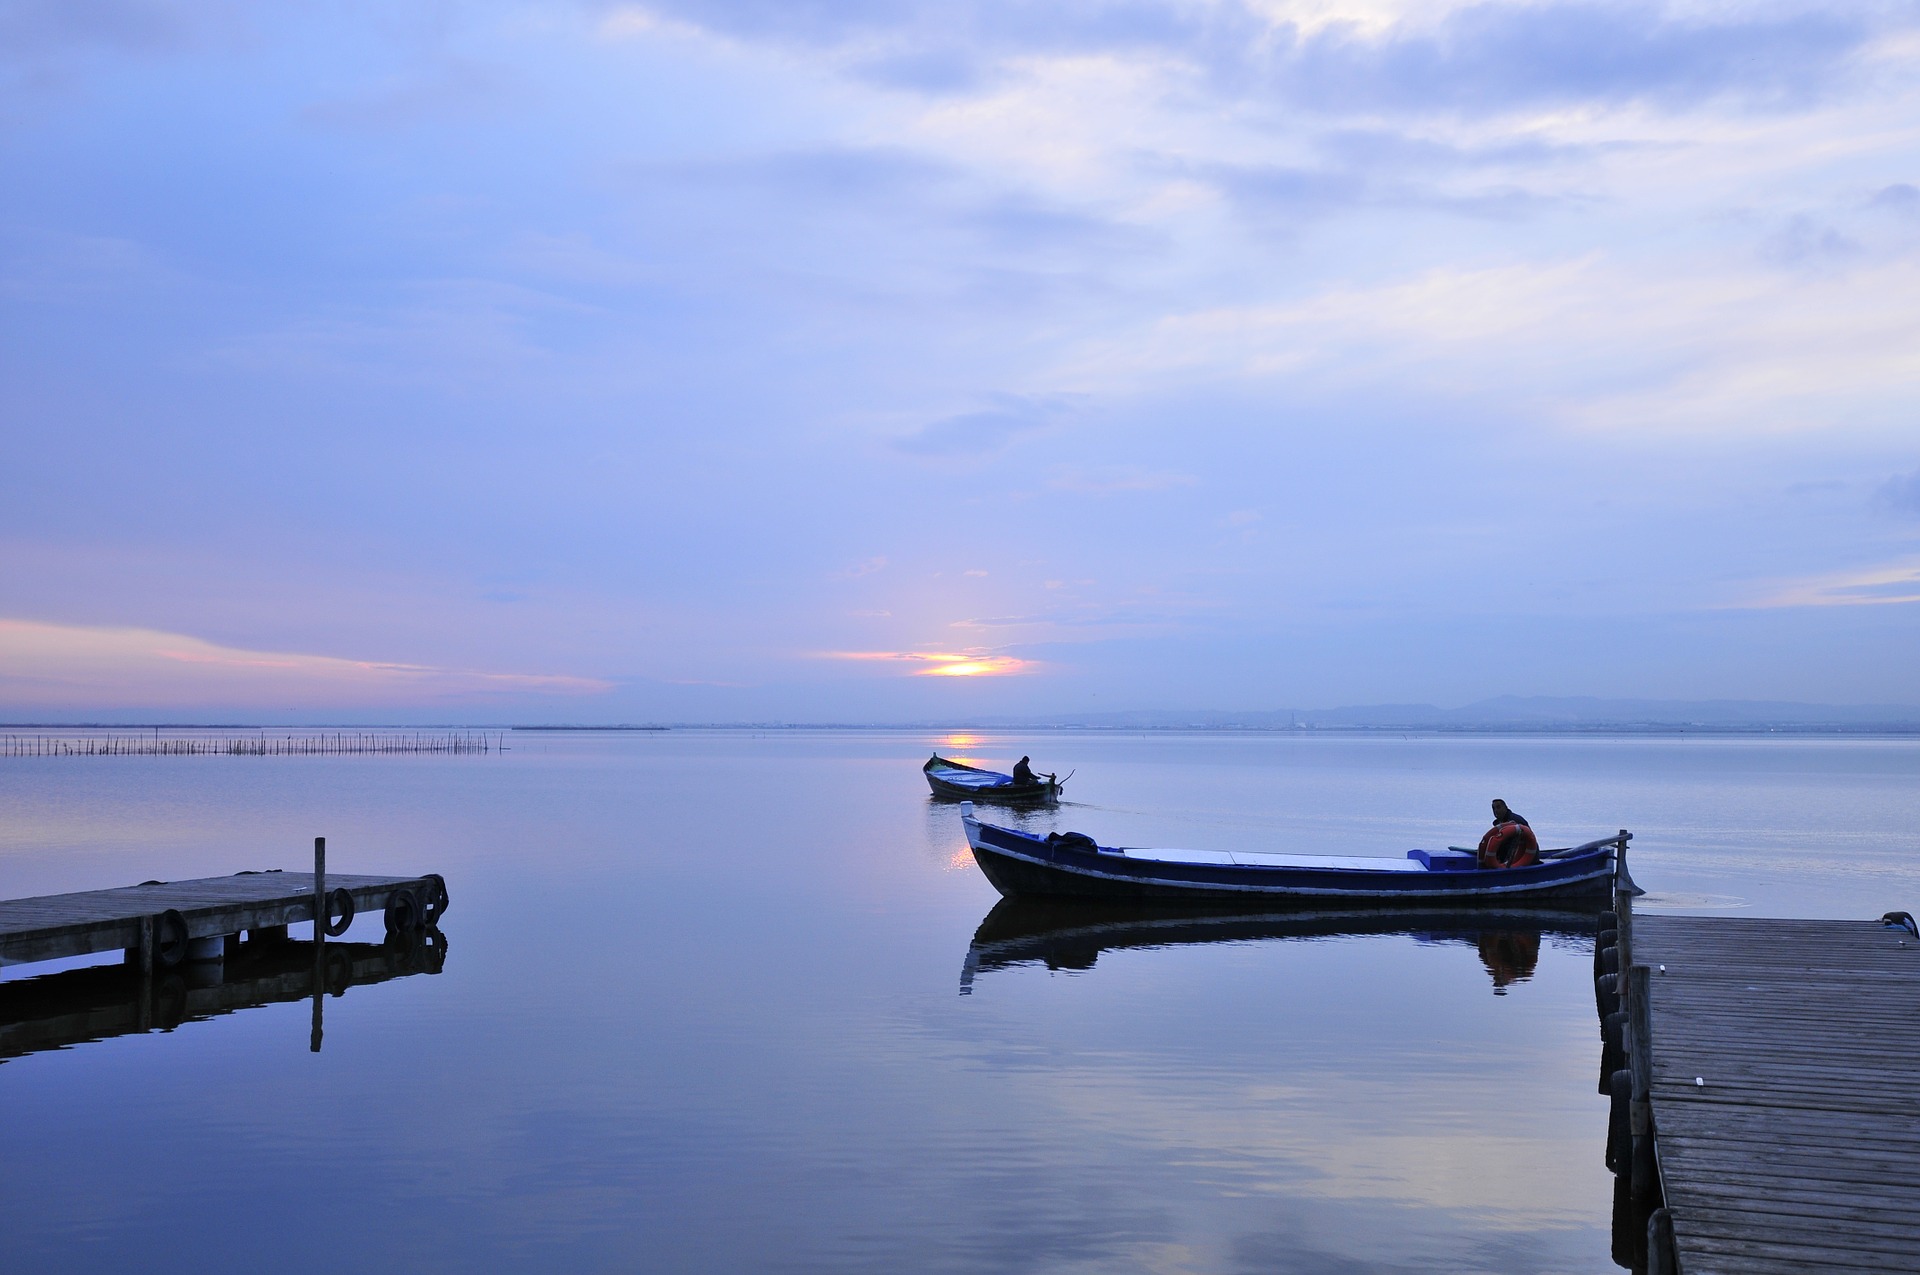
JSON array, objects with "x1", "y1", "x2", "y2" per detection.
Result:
[{"x1": 1, "y1": 732, "x2": 501, "y2": 757}]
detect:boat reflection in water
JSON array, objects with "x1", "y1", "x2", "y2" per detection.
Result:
[
  {"x1": 0, "y1": 928, "x2": 447, "y2": 1063},
  {"x1": 959, "y1": 896, "x2": 1594, "y2": 996}
]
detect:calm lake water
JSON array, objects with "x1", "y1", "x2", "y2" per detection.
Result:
[{"x1": 2, "y1": 730, "x2": 1916, "y2": 1273}]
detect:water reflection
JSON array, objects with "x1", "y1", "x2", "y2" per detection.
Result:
[
  {"x1": 960, "y1": 896, "x2": 1595, "y2": 996},
  {"x1": 0, "y1": 928, "x2": 446, "y2": 1064}
]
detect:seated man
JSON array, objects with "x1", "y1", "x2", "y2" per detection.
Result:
[
  {"x1": 1489, "y1": 798, "x2": 1528, "y2": 828},
  {"x1": 1011, "y1": 756, "x2": 1050, "y2": 787},
  {"x1": 1478, "y1": 798, "x2": 1540, "y2": 868}
]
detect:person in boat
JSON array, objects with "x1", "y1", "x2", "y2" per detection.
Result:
[
  {"x1": 1478, "y1": 798, "x2": 1541, "y2": 869},
  {"x1": 1011, "y1": 756, "x2": 1054, "y2": 788}
]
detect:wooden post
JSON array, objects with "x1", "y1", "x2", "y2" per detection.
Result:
[
  {"x1": 1615, "y1": 844, "x2": 1635, "y2": 978},
  {"x1": 1647, "y1": 1207, "x2": 1675, "y2": 1275},
  {"x1": 312, "y1": 836, "x2": 326, "y2": 939},
  {"x1": 136, "y1": 914, "x2": 155, "y2": 1031},
  {"x1": 1607, "y1": 1069, "x2": 1631, "y2": 1173},
  {"x1": 1629, "y1": 962, "x2": 1656, "y2": 1199},
  {"x1": 310, "y1": 836, "x2": 325, "y2": 1053}
]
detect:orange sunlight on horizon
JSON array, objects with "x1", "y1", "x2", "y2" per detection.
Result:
[
  {"x1": 825, "y1": 650, "x2": 1035, "y2": 677},
  {"x1": 920, "y1": 655, "x2": 1026, "y2": 677}
]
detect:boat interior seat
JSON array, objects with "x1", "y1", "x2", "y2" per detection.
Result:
[{"x1": 1409, "y1": 849, "x2": 1481, "y2": 872}]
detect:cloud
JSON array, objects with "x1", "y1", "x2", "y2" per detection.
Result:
[
  {"x1": 1738, "y1": 559, "x2": 1920, "y2": 608},
  {"x1": 1869, "y1": 182, "x2": 1920, "y2": 216},
  {"x1": 851, "y1": 46, "x2": 986, "y2": 93},
  {"x1": 1048, "y1": 466, "x2": 1198, "y2": 494},
  {"x1": 822, "y1": 648, "x2": 1037, "y2": 676},
  {"x1": 301, "y1": 59, "x2": 520, "y2": 132},
  {"x1": 0, "y1": 619, "x2": 612, "y2": 710},
  {"x1": 1879, "y1": 467, "x2": 1920, "y2": 518},
  {"x1": 651, "y1": 145, "x2": 955, "y2": 202},
  {"x1": 610, "y1": 1, "x2": 1883, "y2": 115},
  {"x1": 834, "y1": 556, "x2": 890, "y2": 578},
  {"x1": 1046, "y1": 253, "x2": 1920, "y2": 435},
  {"x1": 0, "y1": 0, "x2": 205, "y2": 58},
  {"x1": 1760, "y1": 214, "x2": 1862, "y2": 267},
  {"x1": 892, "y1": 394, "x2": 1071, "y2": 456},
  {"x1": 1254, "y1": 3, "x2": 1871, "y2": 114}
]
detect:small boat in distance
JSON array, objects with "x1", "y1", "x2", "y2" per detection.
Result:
[
  {"x1": 924, "y1": 755, "x2": 1063, "y2": 804},
  {"x1": 961, "y1": 803, "x2": 1625, "y2": 902}
]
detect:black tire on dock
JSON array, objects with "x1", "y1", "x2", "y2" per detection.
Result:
[
  {"x1": 422, "y1": 873, "x2": 449, "y2": 923},
  {"x1": 323, "y1": 887, "x2": 355, "y2": 936},
  {"x1": 384, "y1": 888, "x2": 422, "y2": 936},
  {"x1": 154, "y1": 909, "x2": 190, "y2": 968}
]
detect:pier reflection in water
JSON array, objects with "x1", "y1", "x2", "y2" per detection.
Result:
[
  {"x1": 0, "y1": 928, "x2": 447, "y2": 1064},
  {"x1": 961, "y1": 897, "x2": 1590, "y2": 997}
]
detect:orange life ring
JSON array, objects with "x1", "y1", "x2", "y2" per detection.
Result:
[{"x1": 1478, "y1": 821, "x2": 1540, "y2": 869}]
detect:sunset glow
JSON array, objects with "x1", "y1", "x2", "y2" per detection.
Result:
[
  {"x1": 826, "y1": 650, "x2": 1036, "y2": 678},
  {"x1": 923, "y1": 657, "x2": 1025, "y2": 677},
  {"x1": 0, "y1": 619, "x2": 612, "y2": 709}
]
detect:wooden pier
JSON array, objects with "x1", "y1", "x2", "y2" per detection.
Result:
[
  {"x1": 0, "y1": 841, "x2": 448, "y2": 1056},
  {"x1": 0, "y1": 868, "x2": 446, "y2": 970},
  {"x1": 1597, "y1": 852, "x2": 1920, "y2": 1272}
]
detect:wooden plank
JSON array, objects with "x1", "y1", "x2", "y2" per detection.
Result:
[{"x1": 1673, "y1": 1233, "x2": 1913, "y2": 1274}]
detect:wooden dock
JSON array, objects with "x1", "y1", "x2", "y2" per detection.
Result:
[
  {"x1": 0, "y1": 842, "x2": 448, "y2": 1055},
  {"x1": 0, "y1": 863, "x2": 446, "y2": 969},
  {"x1": 1597, "y1": 856, "x2": 1920, "y2": 1272},
  {"x1": 1635, "y1": 914, "x2": 1920, "y2": 1272}
]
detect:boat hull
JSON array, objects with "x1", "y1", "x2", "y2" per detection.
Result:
[
  {"x1": 926, "y1": 774, "x2": 1060, "y2": 803},
  {"x1": 965, "y1": 818, "x2": 1615, "y2": 903},
  {"x1": 923, "y1": 755, "x2": 1060, "y2": 804}
]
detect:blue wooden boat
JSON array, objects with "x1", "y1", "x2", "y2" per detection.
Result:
[
  {"x1": 924, "y1": 754, "x2": 1062, "y2": 803},
  {"x1": 961, "y1": 802, "x2": 1625, "y2": 902}
]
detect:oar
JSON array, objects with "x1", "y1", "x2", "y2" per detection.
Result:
[
  {"x1": 1446, "y1": 832, "x2": 1631, "y2": 860},
  {"x1": 1538, "y1": 831, "x2": 1632, "y2": 860}
]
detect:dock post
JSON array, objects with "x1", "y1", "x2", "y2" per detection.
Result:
[
  {"x1": 1647, "y1": 1207, "x2": 1675, "y2": 1275},
  {"x1": 1628, "y1": 962, "x2": 1656, "y2": 1200},
  {"x1": 312, "y1": 836, "x2": 326, "y2": 940},
  {"x1": 1614, "y1": 839, "x2": 1635, "y2": 974},
  {"x1": 310, "y1": 836, "x2": 325, "y2": 1053},
  {"x1": 136, "y1": 914, "x2": 155, "y2": 1031}
]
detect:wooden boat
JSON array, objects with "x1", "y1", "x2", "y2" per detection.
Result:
[
  {"x1": 961, "y1": 802, "x2": 1625, "y2": 902},
  {"x1": 924, "y1": 754, "x2": 1062, "y2": 803}
]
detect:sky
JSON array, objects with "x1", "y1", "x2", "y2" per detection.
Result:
[{"x1": 3, "y1": 0, "x2": 1920, "y2": 723}]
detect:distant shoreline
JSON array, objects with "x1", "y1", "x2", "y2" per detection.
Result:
[
  {"x1": 510, "y1": 725, "x2": 669, "y2": 731},
  {"x1": 3, "y1": 718, "x2": 1917, "y2": 737}
]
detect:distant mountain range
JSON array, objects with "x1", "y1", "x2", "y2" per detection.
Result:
[{"x1": 958, "y1": 696, "x2": 1920, "y2": 732}]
